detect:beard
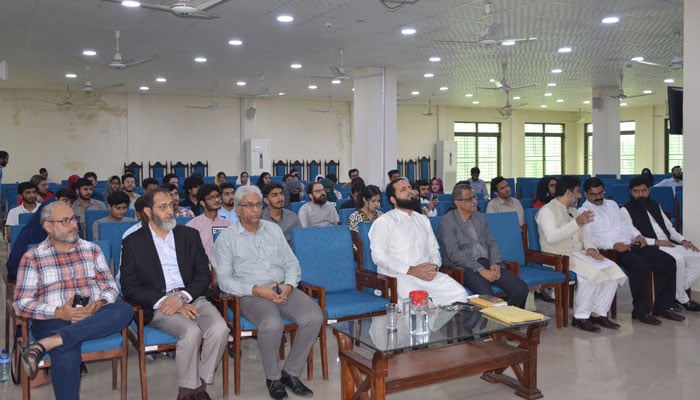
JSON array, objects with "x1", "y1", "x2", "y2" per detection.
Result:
[
  {"x1": 52, "y1": 227, "x2": 79, "y2": 244},
  {"x1": 395, "y1": 196, "x2": 421, "y2": 211},
  {"x1": 312, "y1": 194, "x2": 327, "y2": 205},
  {"x1": 152, "y1": 212, "x2": 176, "y2": 232},
  {"x1": 632, "y1": 196, "x2": 648, "y2": 210}
]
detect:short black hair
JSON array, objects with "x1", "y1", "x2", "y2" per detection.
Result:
[
  {"x1": 184, "y1": 175, "x2": 203, "y2": 192},
  {"x1": 161, "y1": 183, "x2": 179, "y2": 192},
  {"x1": 470, "y1": 167, "x2": 480, "y2": 174},
  {"x1": 84, "y1": 171, "x2": 97, "y2": 181},
  {"x1": 217, "y1": 171, "x2": 226, "y2": 178},
  {"x1": 142, "y1": 177, "x2": 159, "y2": 188},
  {"x1": 490, "y1": 176, "x2": 506, "y2": 195},
  {"x1": 629, "y1": 175, "x2": 651, "y2": 190},
  {"x1": 350, "y1": 177, "x2": 366, "y2": 194},
  {"x1": 134, "y1": 196, "x2": 147, "y2": 213},
  {"x1": 415, "y1": 179, "x2": 429, "y2": 189},
  {"x1": 197, "y1": 184, "x2": 220, "y2": 202},
  {"x1": 121, "y1": 173, "x2": 135, "y2": 183},
  {"x1": 583, "y1": 177, "x2": 604, "y2": 192},
  {"x1": 326, "y1": 173, "x2": 338, "y2": 183},
  {"x1": 219, "y1": 182, "x2": 235, "y2": 192},
  {"x1": 55, "y1": 187, "x2": 76, "y2": 200},
  {"x1": 162, "y1": 173, "x2": 178, "y2": 185},
  {"x1": 18, "y1": 181, "x2": 37, "y2": 194},
  {"x1": 262, "y1": 182, "x2": 284, "y2": 197},
  {"x1": 73, "y1": 178, "x2": 93, "y2": 190},
  {"x1": 142, "y1": 188, "x2": 170, "y2": 209},
  {"x1": 555, "y1": 175, "x2": 580, "y2": 197},
  {"x1": 39, "y1": 167, "x2": 47, "y2": 174},
  {"x1": 109, "y1": 175, "x2": 121, "y2": 184},
  {"x1": 107, "y1": 191, "x2": 130, "y2": 206},
  {"x1": 348, "y1": 168, "x2": 359, "y2": 179},
  {"x1": 385, "y1": 177, "x2": 408, "y2": 201},
  {"x1": 387, "y1": 169, "x2": 399, "y2": 178},
  {"x1": 0, "y1": 151, "x2": 8, "y2": 159}
]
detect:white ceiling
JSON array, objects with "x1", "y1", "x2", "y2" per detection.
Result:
[{"x1": 0, "y1": 0, "x2": 684, "y2": 111}]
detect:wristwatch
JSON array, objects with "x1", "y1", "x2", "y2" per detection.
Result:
[{"x1": 176, "y1": 292, "x2": 188, "y2": 303}]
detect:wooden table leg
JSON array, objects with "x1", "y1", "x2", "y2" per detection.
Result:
[{"x1": 335, "y1": 331, "x2": 356, "y2": 400}]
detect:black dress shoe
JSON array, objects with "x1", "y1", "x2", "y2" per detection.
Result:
[
  {"x1": 266, "y1": 379, "x2": 289, "y2": 400},
  {"x1": 80, "y1": 362, "x2": 88, "y2": 376},
  {"x1": 571, "y1": 317, "x2": 601, "y2": 333},
  {"x1": 534, "y1": 291, "x2": 556, "y2": 303},
  {"x1": 281, "y1": 370, "x2": 314, "y2": 397},
  {"x1": 654, "y1": 309, "x2": 686, "y2": 321},
  {"x1": 194, "y1": 392, "x2": 212, "y2": 400},
  {"x1": 632, "y1": 313, "x2": 662, "y2": 325},
  {"x1": 590, "y1": 316, "x2": 620, "y2": 329},
  {"x1": 677, "y1": 300, "x2": 700, "y2": 312}
]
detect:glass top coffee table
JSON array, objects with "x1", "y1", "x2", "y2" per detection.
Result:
[{"x1": 331, "y1": 306, "x2": 548, "y2": 400}]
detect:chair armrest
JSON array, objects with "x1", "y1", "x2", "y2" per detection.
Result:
[
  {"x1": 439, "y1": 266, "x2": 465, "y2": 284},
  {"x1": 524, "y1": 250, "x2": 567, "y2": 274},
  {"x1": 298, "y1": 281, "x2": 327, "y2": 312},
  {"x1": 503, "y1": 260, "x2": 520, "y2": 276},
  {"x1": 355, "y1": 271, "x2": 397, "y2": 303}
]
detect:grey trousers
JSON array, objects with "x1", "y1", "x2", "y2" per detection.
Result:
[
  {"x1": 240, "y1": 288, "x2": 324, "y2": 380},
  {"x1": 150, "y1": 297, "x2": 229, "y2": 389}
]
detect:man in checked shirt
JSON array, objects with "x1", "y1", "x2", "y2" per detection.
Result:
[{"x1": 13, "y1": 201, "x2": 132, "y2": 400}]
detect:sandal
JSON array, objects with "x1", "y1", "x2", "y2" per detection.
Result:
[{"x1": 21, "y1": 342, "x2": 47, "y2": 379}]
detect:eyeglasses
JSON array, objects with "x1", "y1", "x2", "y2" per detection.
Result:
[
  {"x1": 205, "y1": 194, "x2": 221, "y2": 202},
  {"x1": 47, "y1": 216, "x2": 80, "y2": 226},
  {"x1": 455, "y1": 196, "x2": 476, "y2": 202},
  {"x1": 239, "y1": 202, "x2": 263, "y2": 209},
  {"x1": 312, "y1": 189, "x2": 325, "y2": 194},
  {"x1": 154, "y1": 203, "x2": 176, "y2": 211}
]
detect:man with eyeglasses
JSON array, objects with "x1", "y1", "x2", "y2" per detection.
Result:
[
  {"x1": 439, "y1": 182, "x2": 528, "y2": 308},
  {"x1": 580, "y1": 178, "x2": 681, "y2": 325},
  {"x1": 298, "y1": 182, "x2": 339, "y2": 227},
  {"x1": 13, "y1": 201, "x2": 133, "y2": 400},
  {"x1": 92, "y1": 191, "x2": 136, "y2": 241},
  {"x1": 121, "y1": 188, "x2": 229, "y2": 400},
  {"x1": 186, "y1": 184, "x2": 230, "y2": 258},
  {"x1": 211, "y1": 185, "x2": 323, "y2": 400}
]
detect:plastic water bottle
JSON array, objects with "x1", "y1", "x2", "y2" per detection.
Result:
[
  {"x1": 408, "y1": 290, "x2": 429, "y2": 336},
  {"x1": 0, "y1": 348, "x2": 10, "y2": 383}
]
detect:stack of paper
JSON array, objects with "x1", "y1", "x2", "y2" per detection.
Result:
[
  {"x1": 481, "y1": 306, "x2": 545, "y2": 324},
  {"x1": 468, "y1": 295, "x2": 507, "y2": 308}
]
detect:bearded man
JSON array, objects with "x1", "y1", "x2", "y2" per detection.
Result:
[{"x1": 297, "y1": 181, "x2": 339, "y2": 227}]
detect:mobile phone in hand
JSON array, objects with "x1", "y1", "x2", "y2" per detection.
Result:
[
  {"x1": 72, "y1": 294, "x2": 90, "y2": 308},
  {"x1": 274, "y1": 283, "x2": 282, "y2": 295}
]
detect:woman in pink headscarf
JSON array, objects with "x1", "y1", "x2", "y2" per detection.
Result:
[{"x1": 429, "y1": 177, "x2": 444, "y2": 194}]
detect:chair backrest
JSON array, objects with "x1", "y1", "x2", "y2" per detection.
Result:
[
  {"x1": 519, "y1": 197, "x2": 534, "y2": 209},
  {"x1": 523, "y1": 208, "x2": 541, "y2": 251},
  {"x1": 18, "y1": 212, "x2": 34, "y2": 225},
  {"x1": 428, "y1": 216, "x2": 445, "y2": 260},
  {"x1": 357, "y1": 221, "x2": 377, "y2": 272},
  {"x1": 93, "y1": 240, "x2": 112, "y2": 267},
  {"x1": 85, "y1": 209, "x2": 110, "y2": 240},
  {"x1": 176, "y1": 216, "x2": 194, "y2": 225},
  {"x1": 651, "y1": 186, "x2": 675, "y2": 217},
  {"x1": 10, "y1": 224, "x2": 26, "y2": 247},
  {"x1": 289, "y1": 201, "x2": 305, "y2": 214},
  {"x1": 484, "y1": 212, "x2": 525, "y2": 265},
  {"x1": 338, "y1": 208, "x2": 355, "y2": 225},
  {"x1": 290, "y1": 226, "x2": 357, "y2": 292},
  {"x1": 98, "y1": 220, "x2": 139, "y2": 274},
  {"x1": 436, "y1": 200, "x2": 453, "y2": 216},
  {"x1": 606, "y1": 184, "x2": 629, "y2": 206}
]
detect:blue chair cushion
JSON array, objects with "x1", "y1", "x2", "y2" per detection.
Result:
[
  {"x1": 130, "y1": 321, "x2": 177, "y2": 346},
  {"x1": 518, "y1": 265, "x2": 566, "y2": 287},
  {"x1": 324, "y1": 289, "x2": 388, "y2": 320}
]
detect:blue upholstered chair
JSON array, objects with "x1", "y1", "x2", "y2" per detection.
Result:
[
  {"x1": 290, "y1": 226, "x2": 395, "y2": 381},
  {"x1": 289, "y1": 201, "x2": 305, "y2": 214},
  {"x1": 338, "y1": 207, "x2": 355, "y2": 226},
  {"x1": 18, "y1": 212, "x2": 33, "y2": 225},
  {"x1": 651, "y1": 186, "x2": 676, "y2": 222},
  {"x1": 485, "y1": 211, "x2": 568, "y2": 328},
  {"x1": 175, "y1": 216, "x2": 193, "y2": 226},
  {"x1": 98, "y1": 221, "x2": 139, "y2": 273}
]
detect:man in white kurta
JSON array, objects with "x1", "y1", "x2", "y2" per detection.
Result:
[
  {"x1": 536, "y1": 176, "x2": 626, "y2": 332},
  {"x1": 369, "y1": 178, "x2": 467, "y2": 306}
]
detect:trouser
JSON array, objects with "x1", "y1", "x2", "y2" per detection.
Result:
[
  {"x1": 240, "y1": 288, "x2": 324, "y2": 380},
  {"x1": 149, "y1": 297, "x2": 229, "y2": 389},
  {"x1": 574, "y1": 275, "x2": 618, "y2": 319},
  {"x1": 616, "y1": 246, "x2": 677, "y2": 314},
  {"x1": 395, "y1": 272, "x2": 468, "y2": 306},
  {"x1": 462, "y1": 268, "x2": 529, "y2": 308},
  {"x1": 658, "y1": 246, "x2": 700, "y2": 303},
  {"x1": 31, "y1": 301, "x2": 133, "y2": 400}
]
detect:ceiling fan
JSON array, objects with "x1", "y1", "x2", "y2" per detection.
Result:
[
  {"x1": 41, "y1": 85, "x2": 77, "y2": 109},
  {"x1": 309, "y1": 98, "x2": 335, "y2": 114},
  {"x1": 478, "y1": 62, "x2": 537, "y2": 92},
  {"x1": 186, "y1": 99, "x2": 231, "y2": 111},
  {"x1": 609, "y1": 72, "x2": 651, "y2": 100},
  {"x1": 497, "y1": 90, "x2": 527, "y2": 118},
  {"x1": 434, "y1": 2, "x2": 536, "y2": 46},
  {"x1": 107, "y1": 30, "x2": 158, "y2": 69},
  {"x1": 311, "y1": 49, "x2": 352, "y2": 81},
  {"x1": 422, "y1": 101, "x2": 434, "y2": 117},
  {"x1": 81, "y1": 66, "x2": 125, "y2": 93},
  {"x1": 632, "y1": 32, "x2": 683, "y2": 71},
  {"x1": 103, "y1": 0, "x2": 229, "y2": 19}
]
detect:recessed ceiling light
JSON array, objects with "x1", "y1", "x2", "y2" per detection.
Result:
[
  {"x1": 556, "y1": 99, "x2": 564, "y2": 103},
  {"x1": 194, "y1": 57, "x2": 207, "y2": 63},
  {"x1": 472, "y1": 101, "x2": 480, "y2": 105},
  {"x1": 277, "y1": 15, "x2": 294, "y2": 23},
  {"x1": 489, "y1": 78, "x2": 496, "y2": 83},
  {"x1": 464, "y1": 93, "x2": 473, "y2": 97},
  {"x1": 602, "y1": 16, "x2": 620, "y2": 24},
  {"x1": 228, "y1": 39, "x2": 243, "y2": 46},
  {"x1": 155, "y1": 77, "x2": 167, "y2": 83},
  {"x1": 308, "y1": 84, "x2": 318, "y2": 90},
  {"x1": 401, "y1": 27, "x2": 417, "y2": 35},
  {"x1": 583, "y1": 100, "x2": 591, "y2": 104},
  {"x1": 139, "y1": 86, "x2": 149, "y2": 91},
  {"x1": 290, "y1": 63, "x2": 302, "y2": 69},
  {"x1": 664, "y1": 78, "x2": 674, "y2": 83},
  {"x1": 631, "y1": 56, "x2": 644, "y2": 62},
  {"x1": 513, "y1": 96, "x2": 521, "y2": 100},
  {"x1": 429, "y1": 56, "x2": 441, "y2": 62},
  {"x1": 278, "y1": 92, "x2": 285, "y2": 96},
  {"x1": 65, "y1": 73, "x2": 77, "y2": 79},
  {"x1": 82, "y1": 49, "x2": 97, "y2": 56},
  {"x1": 620, "y1": 102, "x2": 627, "y2": 106},
  {"x1": 551, "y1": 68, "x2": 562, "y2": 73},
  {"x1": 558, "y1": 46, "x2": 572, "y2": 53},
  {"x1": 411, "y1": 91, "x2": 420, "y2": 96},
  {"x1": 540, "y1": 104, "x2": 547, "y2": 108},
  {"x1": 331, "y1": 79, "x2": 341, "y2": 85},
  {"x1": 544, "y1": 93, "x2": 553, "y2": 97},
  {"x1": 439, "y1": 86, "x2": 448, "y2": 91},
  {"x1": 501, "y1": 40, "x2": 516, "y2": 46},
  {"x1": 423, "y1": 73, "x2": 434, "y2": 78},
  {"x1": 351, "y1": 87, "x2": 355, "y2": 92},
  {"x1": 121, "y1": 0, "x2": 140, "y2": 7},
  {"x1": 643, "y1": 89, "x2": 652, "y2": 94},
  {"x1": 236, "y1": 81, "x2": 246, "y2": 86},
  {"x1": 547, "y1": 82, "x2": 557, "y2": 87}
]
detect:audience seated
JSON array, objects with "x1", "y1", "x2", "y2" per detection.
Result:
[
  {"x1": 217, "y1": 182, "x2": 238, "y2": 223},
  {"x1": 342, "y1": 168, "x2": 360, "y2": 188},
  {"x1": 533, "y1": 176, "x2": 557, "y2": 208},
  {"x1": 103, "y1": 175, "x2": 121, "y2": 201},
  {"x1": 348, "y1": 185, "x2": 383, "y2": 233},
  {"x1": 84, "y1": 171, "x2": 104, "y2": 201},
  {"x1": 71, "y1": 178, "x2": 106, "y2": 232},
  {"x1": 121, "y1": 173, "x2": 140, "y2": 209},
  {"x1": 340, "y1": 177, "x2": 365, "y2": 209},
  {"x1": 185, "y1": 183, "x2": 230, "y2": 258},
  {"x1": 262, "y1": 182, "x2": 301, "y2": 243},
  {"x1": 298, "y1": 182, "x2": 339, "y2": 227},
  {"x1": 466, "y1": 168, "x2": 488, "y2": 199},
  {"x1": 415, "y1": 179, "x2": 438, "y2": 217},
  {"x1": 6, "y1": 182, "x2": 39, "y2": 228},
  {"x1": 92, "y1": 191, "x2": 136, "y2": 240},
  {"x1": 180, "y1": 175, "x2": 203, "y2": 216},
  {"x1": 486, "y1": 176, "x2": 524, "y2": 225}
]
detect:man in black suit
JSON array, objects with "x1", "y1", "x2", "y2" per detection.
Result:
[{"x1": 120, "y1": 188, "x2": 228, "y2": 400}]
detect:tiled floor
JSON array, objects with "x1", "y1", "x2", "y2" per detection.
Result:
[{"x1": 3, "y1": 241, "x2": 700, "y2": 400}]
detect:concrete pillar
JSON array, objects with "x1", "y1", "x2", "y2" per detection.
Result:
[{"x1": 591, "y1": 87, "x2": 621, "y2": 176}]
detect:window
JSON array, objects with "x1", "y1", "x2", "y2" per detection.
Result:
[
  {"x1": 524, "y1": 123, "x2": 564, "y2": 177},
  {"x1": 454, "y1": 122, "x2": 500, "y2": 181},
  {"x1": 584, "y1": 121, "x2": 636, "y2": 174},
  {"x1": 665, "y1": 118, "x2": 683, "y2": 172}
]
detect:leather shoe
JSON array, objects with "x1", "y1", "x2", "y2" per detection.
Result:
[
  {"x1": 654, "y1": 309, "x2": 686, "y2": 322},
  {"x1": 534, "y1": 291, "x2": 555, "y2": 303},
  {"x1": 266, "y1": 379, "x2": 289, "y2": 400},
  {"x1": 176, "y1": 394, "x2": 197, "y2": 400},
  {"x1": 571, "y1": 317, "x2": 601, "y2": 333},
  {"x1": 281, "y1": 370, "x2": 314, "y2": 397},
  {"x1": 589, "y1": 316, "x2": 620, "y2": 329},
  {"x1": 194, "y1": 392, "x2": 212, "y2": 400},
  {"x1": 677, "y1": 299, "x2": 700, "y2": 312},
  {"x1": 632, "y1": 313, "x2": 662, "y2": 325}
]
